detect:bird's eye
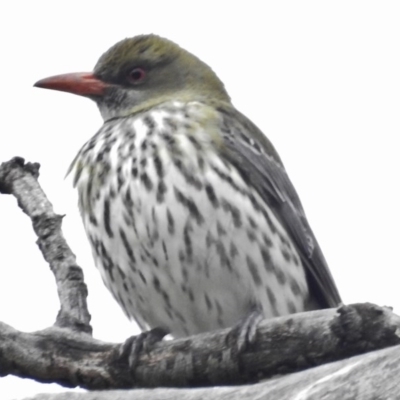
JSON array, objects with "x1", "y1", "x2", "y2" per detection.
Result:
[{"x1": 127, "y1": 68, "x2": 146, "y2": 84}]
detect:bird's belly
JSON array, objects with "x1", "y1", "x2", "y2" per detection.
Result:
[
  {"x1": 75, "y1": 110, "x2": 311, "y2": 337},
  {"x1": 80, "y1": 148, "x2": 310, "y2": 337}
]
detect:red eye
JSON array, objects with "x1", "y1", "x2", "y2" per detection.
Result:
[{"x1": 127, "y1": 68, "x2": 146, "y2": 84}]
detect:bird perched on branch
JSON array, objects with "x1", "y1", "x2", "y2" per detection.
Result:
[{"x1": 35, "y1": 34, "x2": 341, "y2": 340}]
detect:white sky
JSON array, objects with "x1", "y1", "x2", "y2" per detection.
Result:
[{"x1": 0, "y1": 1, "x2": 399, "y2": 398}]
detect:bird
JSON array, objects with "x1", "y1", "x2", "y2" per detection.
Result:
[{"x1": 34, "y1": 34, "x2": 341, "y2": 340}]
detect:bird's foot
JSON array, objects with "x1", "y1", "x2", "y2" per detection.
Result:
[
  {"x1": 226, "y1": 308, "x2": 264, "y2": 353},
  {"x1": 119, "y1": 327, "x2": 169, "y2": 372}
]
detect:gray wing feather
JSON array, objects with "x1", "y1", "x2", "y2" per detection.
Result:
[{"x1": 219, "y1": 108, "x2": 341, "y2": 308}]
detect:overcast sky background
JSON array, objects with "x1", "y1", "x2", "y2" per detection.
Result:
[{"x1": 0, "y1": 1, "x2": 399, "y2": 398}]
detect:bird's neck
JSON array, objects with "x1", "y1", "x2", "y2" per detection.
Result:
[{"x1": 97, "y1": 94, "x2": 232, "y2": 122}]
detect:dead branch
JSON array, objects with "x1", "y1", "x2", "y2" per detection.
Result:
[
  {"x1": 23, "y1": 344, "x2": 400, "y2": 400},
  {"x1": 0, "y1": 157, "x2": 91, "y2": 334},
  {"x1": 0, "y1": 303, "x2": 399, "y2": 390}
]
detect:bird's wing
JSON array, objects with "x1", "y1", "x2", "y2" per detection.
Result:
[{"x1": 218, "y1": 107, "x2": 341, "y2": 308}]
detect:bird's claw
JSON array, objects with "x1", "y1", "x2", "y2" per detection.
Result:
[
  {"x1": 226, "y1": 308, "x2": 263, "y2": 352},
  {"x1": 119, "y1": 327, "x2": 168, "y2": 372}
]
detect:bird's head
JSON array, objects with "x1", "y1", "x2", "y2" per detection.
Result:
[{"x1": 34, "y1": 34, "x2": 231, "y2": 121}]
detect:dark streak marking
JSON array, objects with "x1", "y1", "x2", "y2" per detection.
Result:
[
  {"x1": 246, "y1": 255, "x2": 262, "y2": 286},
  {"x1": 188, "y1": 135, "x2": 202, "y2": 150},
  {"x1": 156, "y1": 180, "x2": 167, "y2": 202},
  {"x1": 183, "y1": 220, "x2": 193, "y2": 263},
  {"x1": 230, "y1": 242, "x2": 238, "y2": 258},
  {"x1": 119, "y1": 228, "x2": 136, "y2": 263},
  {"x1": 262, "y1": 233, "x2": 273, "y2": 247},
  {"x1": 248, "y1": 216, "x2": 258, "y2": 230},
  {"x1": 289, "y1": 278, "x2": 302, "y2": 296},
  {"x1": 140, "y1": 172, "x2": 153, "y2": 191},
  {"x1": 210, "y1": 164, "x2": 246, "y2": 195},
  {"x1": 103, "y1": 198, "x2": 114, "y2": 238},
  {"x1": 174, "y1": 187, "x2": 204, "y2": 225},
  {"x1": 99, "y1": 242, "x2": 114, "y2": 282},
  {"x1": 205, "y1": 293, "x2": 213, "y2": 311},
  {"x1": 167, "y1": 208, "x2": 175, "y2": 234},
  {"x1": 261, "y1": 247, "x2": 271, "y2": 266},
  {"x1": 140, "y1": 157, "x2": 147, "y2": 168},
  {"x1": 162, "y1": 240, "x2": 168, "y2": 260},
  {"x1": 153, "y1": 153, "x2": 163, "y2": 178},
  {"x1": 153, "y1": 275, "x2": 161, "y2": 293},
  {"x1": 173, "y1": 158, "x2": 202, "y2": 190},
  {"x1": 205, "y1": 183, "x2": 219, "y2": 208},
  {"x1": 139, "y1": 271, "x2": 147, "y2": 284},
  {"x1": 216, "y1": 221, "x2": 227, "y2": 236},
  {"x1": 175, "y1": 312, "x2": 186, "y2": 324},
  {"x1": 247, "y1": 229, "x2": 257, "y2": 242},
  {"x1": 262, "y1": 209, "x2": 277, "y2": 234},
  {"x1": 266, "y1": 286, "x2": 278, "y2": 314},
  {"x1": 282, "y1": 248, "x2": 292, "y2": 262},
  {"x1": 221, "y1": 198, "x2": 242, "y2": 228},
  {"x1": 197, "y1": 155, "x2": 205, "y2": 171},
  {"x1": 276, "y1": 267, "x2": 286, "y2": 285},
  {"x1": 89, "y1": 214, "x2": 98, "y2": 226},
  {"x1": 141, "y1": 139, "x2": 148, "y2": 151}
]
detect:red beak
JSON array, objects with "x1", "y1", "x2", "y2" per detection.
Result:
[{"x1": 34, "y1": 72, "x2": 108, "y2": 97}]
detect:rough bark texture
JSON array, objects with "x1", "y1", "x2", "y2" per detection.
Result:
[
  {"x1": 25, "y1": 344, "x2": 400, "y2": 400},
  {"x1": 1, "y1": 157, "x2": 399, "y2": 400},
  {"x1": 0, "y1": 304, "x2": 399, "y2": 391},
  {"x1": 0, "y1": 157, "x2": 91, "y2": 334}
]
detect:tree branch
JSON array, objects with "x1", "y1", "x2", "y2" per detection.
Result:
[
  {"x1": 0, "y1": 303, "x2": 399, "y2": 389},
  {"x1": 23, "y1": 344, "x2": 400, "y2": 400},
  {"x1": 0, "y1": 157, "x2": 91, "y2": 334}
]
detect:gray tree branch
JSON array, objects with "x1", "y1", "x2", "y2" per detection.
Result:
[
  {"x1": 0, "y1": 303, "x2": 399, "y2": 391},
  {"x1": 0, "y1": 157, "x2": 91, "y2": 334},
  {"x1": 25, "y1": 344, "x2": 400, "y2": 400}
]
